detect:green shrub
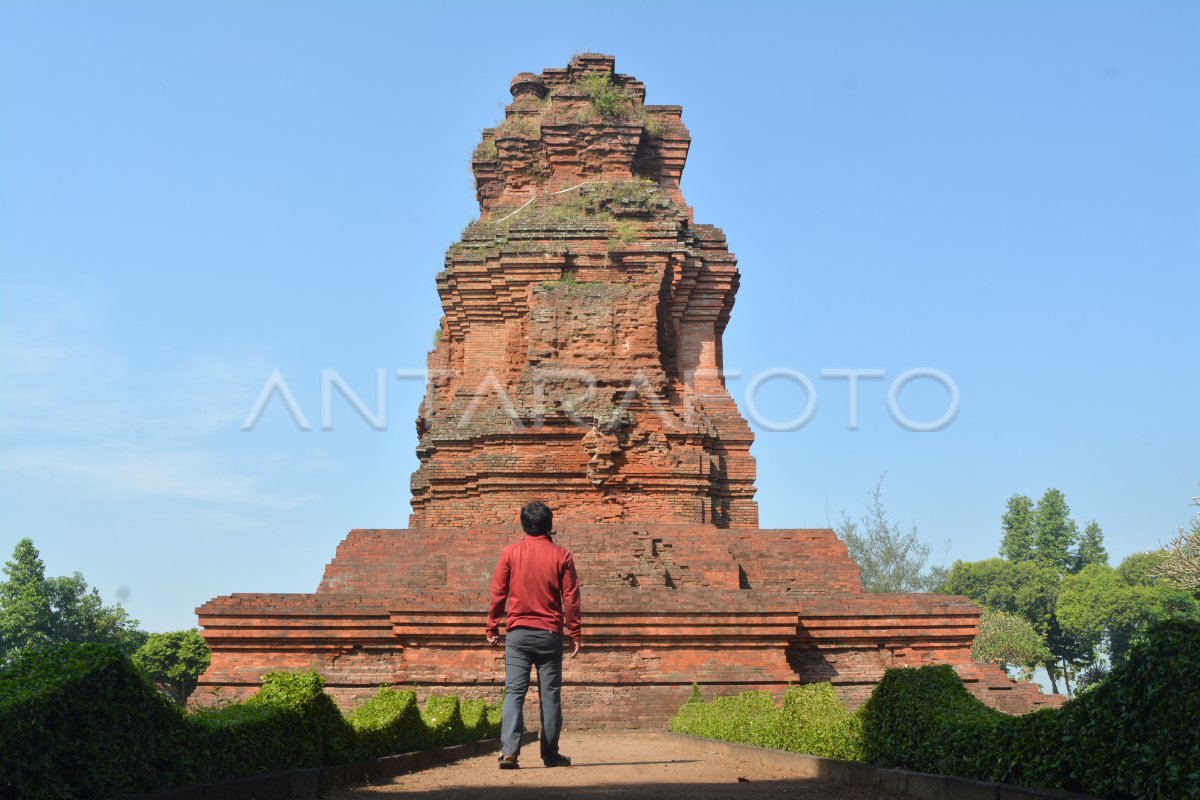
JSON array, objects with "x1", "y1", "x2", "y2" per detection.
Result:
[
  {"x1": 347, "y1": 687, "x2": 423, "y2": 759},
  {"x1": 188, "y1": 699, "x2": 315, "y2": 780},
  {"x1": 459, "y1": 697, "x2": 495, "y2": 741},
  {"x1": 1060, "y1": 618, "x2": 1200, "y2": 799},
  {"x1": 669, "y1": 689, "x2": 780, "y2": 747},
  {"x1": 251, "y1": 670, "x2": 354, "y2": 764},
  {"x1": 0, "y1": 642, "x2": 190, "y2": 800},
  {"x1": 858, "y1": 618, "x2": 1200, "y2": 799},
  {"x1": 0, "y1": 645, "x2": 508, "y2": 799},
  {"x1": 485, "y1": 696, "x2": 503, "y2": 731},
  {"x1": 670, "y1": 683, "x2": 862, "y2": 760},
  {"x1": 776, "y1": 683, "x2": 864, "y2": 760},
  {"x1": 420, "y1": 694, "x2": 466, "y2": 748},
  {"x1": 859, "y1": 665, "x2": 1007, "y2": 778},
  {"x1": 669, "y1": 621, "x2": 1199, "y2": 798}
]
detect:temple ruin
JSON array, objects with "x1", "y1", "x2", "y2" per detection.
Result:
[{"x1": 195, "y1": 54, "x2": 1061, "y2": 725}]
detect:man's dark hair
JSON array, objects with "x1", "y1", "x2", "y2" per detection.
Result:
[{"x1": 520, "y1": 501, "x2": 553, "y2": 535}]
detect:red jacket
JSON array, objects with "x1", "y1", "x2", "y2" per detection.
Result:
[{"x1": 486, "y1": 534, "x2": 582, "y2": 640}]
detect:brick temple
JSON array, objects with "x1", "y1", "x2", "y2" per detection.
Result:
[{"x1": 196, "y1": 54, "x2": 1060, "y2": 724}]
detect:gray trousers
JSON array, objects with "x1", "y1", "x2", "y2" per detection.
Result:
[{"x1": 501, "y1": 627, "x2": 564, "y2": 759}]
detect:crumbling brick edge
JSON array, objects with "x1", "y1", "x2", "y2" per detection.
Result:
[
  {"x1": 115, "y1": 730, "x2": 539, "y2": 800},
  {"x1": 664, "y1": 732, "x2": 1096, "y2": 800}
]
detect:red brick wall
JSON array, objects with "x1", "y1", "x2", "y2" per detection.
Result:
[{"x1": 195, "y1": 524, "x2": 1062, "y2": 724}]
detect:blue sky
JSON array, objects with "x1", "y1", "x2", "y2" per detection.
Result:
[{"x1": 1, "y1": 1, "x2": 1196, "y2": 633}]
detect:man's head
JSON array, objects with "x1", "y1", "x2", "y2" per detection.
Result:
[{"x1": 520, "y1": 500, "x2": 553, "y2": 536}]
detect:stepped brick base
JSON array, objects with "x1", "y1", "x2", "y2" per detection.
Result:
[{"x1": 194, "y1": 525, "x2": 1062, "y2": 725}]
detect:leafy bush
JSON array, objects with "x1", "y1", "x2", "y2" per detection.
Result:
[
  {"x1": 1061, "y1": 618, "x2": 1200, "y2": 799},
  {"x1": 859, "y1": 618, "x2": 1200, "y2": 799},
  {"x1": 670, "y1": 683, "x2": 861, "y2": 760},
  {"x1": 858, "y1": 665, "x2": 1008, "y2": 778},
  {"x1": 776, "y1": 683, "x2": 864, "y2": 761},
  {"x1": 0, "y1": 644, "x2": 507, "y2": 799},
  {"x1": 189, "y1": 699, "x2": 315, "y2": 780},
  {"x1": 669, "y1": 689, "x2": 779, "y2": 747},
  {"x1": 485, "y1": 695, "x2": 503, "y2": 730},
  {"x1": 0, "y1": 642, "x2": 189, "y2": 800},
  {"x1": 252, "y1": 670, "x2": 355, "y2": 764},
  {"x1": 347, "y1": 687, "x2": 423, "y2": 759},
  {"x1": 420, "y1": 694, "x2": 466, "y2": 748},
  {"x1": 669, "y1": 621, "x2": 1199, "y2": 798},
  {"x1": 970, "y1": 609, "x2": 1051, "y2": 680},
  {"x1": 459, "y1": 697, "x2": 500, "y2": 741}
]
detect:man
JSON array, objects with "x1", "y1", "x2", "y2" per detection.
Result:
[{"x1": 486, "y1": 500, "x2": 582, "y2": 769}]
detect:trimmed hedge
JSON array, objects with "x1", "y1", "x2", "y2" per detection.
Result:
[
  {"x1": 670, "y1": 689, "x2": 779, "y2": 747},
  {"x1": 776, "y1": 682, "x2": 864, "y2": 761},
  {"x1": 858, "y1": 664, "x2": 1009, "y2": 777},
  {"x1": 420, "y1": 694, "x2": 466, "y2": 748},
  {"x1": 187, "y1": 670, "x2": 358, "y2": 781},
  {"x1": 0, "y1": 643, "x2": 190, "y2": 800},
  {"x1": 669, "y1": 683, "x2": 862, "y2": 760},
  {"x1": 859, "y1": 618, "x2": 1200, "y2": 799},
  {"x1": 1050, "y1": 617, "x2": 1199, "y2": 799},
  {"x1": 460, "y1": 697, "x2": 495, "y2": 741},
  {"x1": 0, "y1": 644, "x2": 505, "y2": 799},
  {"x1": 189, "y1": 698, "x2": 315, "y2": 780},
  {"x1": 347, "y1": 687, "x2": 424, "y2": 759},
  {"x1": 670, "y1": 620, "x2": 1199, "y2": 799}
]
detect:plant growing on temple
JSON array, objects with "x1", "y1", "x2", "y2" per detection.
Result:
[
  {"x1": 0, "y1": 538, "x2": 144, "y2": 665},
  {"x1": 579, "y1": 74, "x2": 635, "y2": 121},
  {"x1": 836, "y1": 477, "x2": 946, "y2": 592},
  {"x1": 132, "y1": 629, "x2": 211, "y2": 705},
  {"x1": 641, "y1": 114, "x2": 664, "y2": 139},
  {"x1": 472, "y1": 139, "x2": 498, "y2": 162}
]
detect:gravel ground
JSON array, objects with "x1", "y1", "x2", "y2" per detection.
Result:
[{"x1": 328, "y1": 731, "x2": 905, "y2": 800}]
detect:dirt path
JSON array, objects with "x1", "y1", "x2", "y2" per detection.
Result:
[{"x1": 330, "y1": 731, "x2": 904, "y2": 800}]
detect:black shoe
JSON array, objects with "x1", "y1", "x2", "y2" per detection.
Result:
[
  {"x1": 543, "y1": 753, "x2": 572, "y2": 768},
  {"x1": 499, "y1": 754, "x2": 519, "y2": 770}
]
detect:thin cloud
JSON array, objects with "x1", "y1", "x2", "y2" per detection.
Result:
[{"x1": 0, "y1": 446, "x2": 320, "y2": 510}]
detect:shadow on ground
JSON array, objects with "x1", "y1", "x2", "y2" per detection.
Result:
[{"x1": 358, "y1": 778, "x2": 893, "y2": 799}]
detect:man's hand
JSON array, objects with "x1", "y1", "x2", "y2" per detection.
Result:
[
  {"x1": 569, "y1": 638, "x2": 581, "y2": 658},
  {"x1": 486, "y1": 633, "x2": 500, "y2": 647}
]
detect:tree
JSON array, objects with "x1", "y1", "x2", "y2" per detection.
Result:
[
  {"x1": 837, "y1": 478, "x2": 944, "y2": 593},
  {"x1": 1032, "y1": 489, "x2": 1079, "y2": 573},
  {"x1": 0, "y1": 539, "x2": 52, "y2": 656},
  {"x1": 1074, "y1": 520, "x2": 1108, "y2": 572},
  {"x1": 942, "y1": 558, "x2": 1059, "y2": 632},
  {"x1": 1157, "y1": 496, "x2": 1200, "y2": 592},
  {"x1": 132, "y1": 629, "x2": 212, "y2": 705},
  {"x1": 0, "y1": 538, "x2": 143, "y2": 664},
  {"x1": 942, "y1": 556, "x2": 1090, "y2": 694},
  {"x1": 1000, "y1": 494, "x2": 1036, "y2": 563},
  {"x1": 1057, "y1": 555, "x2": 1198, "y2": 668},
  {"x1": 1116, "y1": 549, "x2": 1169, "y2": 587},
  {"x1": 971, "y1": 609, "x2": 1052, "y2": 680}
]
